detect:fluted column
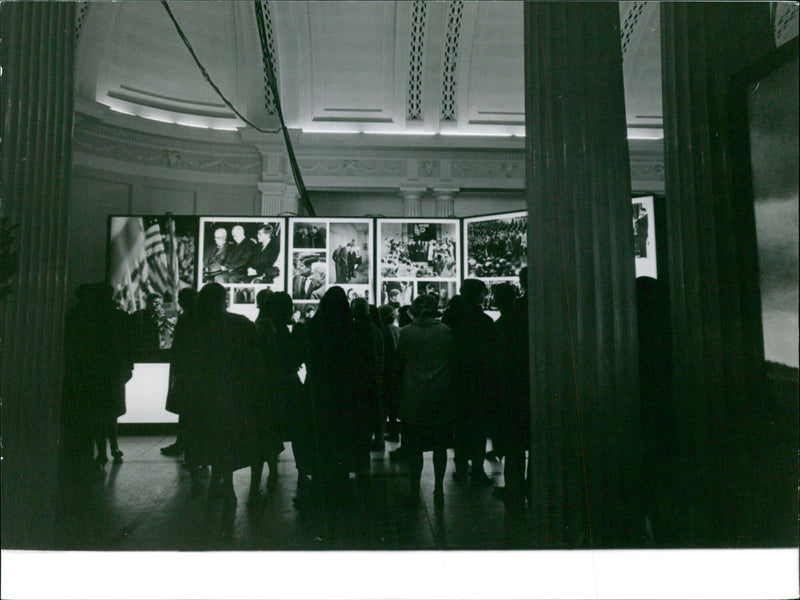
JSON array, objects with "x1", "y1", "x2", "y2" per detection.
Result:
[
  {"x1": 1, "y1": 2, "x2": 75, "y2": 548},
  {"x1": 400, "y1": 187, "x2": 425, "y2": 217},
  {"x1": 433, "y1": 188, "x2": 458, "y2": 218},
  {"x1": 660, "y1": 2, "x2": 774, "y2": 546},
  {"x1": 524, "y1": 2, "x2": 642, "y2": 548},
  {"x1": 258, "y1": 182, "x2": 299, "y2": 216}
]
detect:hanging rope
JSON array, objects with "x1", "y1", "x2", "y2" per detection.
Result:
[
  {"x1": 160, "y1": 1, "x2": 280, "y2": 135},
  {"x1": 253, "y1": 0, "x2": 315, "y2": 217}
]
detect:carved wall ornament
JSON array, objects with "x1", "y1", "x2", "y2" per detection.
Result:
[
  {"x1": 407, "y1": 1, "x2": 428, "y2": 121},
  {"x1": 441, "y1": 1, "x2": 465, "y2": 121}
]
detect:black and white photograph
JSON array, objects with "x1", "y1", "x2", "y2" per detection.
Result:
[
  {"x1": 464, "y1": 211, "x2": 528, "y2": 279},
  {"x1": 381, "y1": 280, "x2": 413, "y2": 307},
  {"x1": 233, "y1": 286, "x2": 255, "y2": 305},
  {"x1": 289, "y1": 251, "x2": 327, "y2": 300},
  {"x1": 292, "y1": 221, "x2": 327, "y2": 249},
  {"x1": 378, "y1": 219, "x2": 460, "y2": 279},
  {"x1": 632, "y1": 196, "x2": 657, "y2": 278},
  {"x1": 198, "y1": 217, "x2": 284, "y2": 287},
  {"x1": 291, "y1": 302, "x2": 318, "y2": 324},
  {"x1": 329, "y1": 221, "x2": 371, "y2": 285},
  {"x1": 5, "y1": 2, "x2": 797, "y2": 599},
  {"x1": 107, "y1": 215, "x2": 199, "y2": 352},
  {"x1": 415, "y1": 281, "x2": 457, "y2": 310}
]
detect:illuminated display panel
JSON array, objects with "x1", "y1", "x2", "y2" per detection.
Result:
[
  {"x1": 376, "y1": 218, "x2": 460, "y2": 311},
  {"x1": 463, "y1": 210, "x2": 528, "y2": 315},
  {"x1": 287, "y1": 217, "x2": 375, "y2": 317},
  {"x1": 198, "y1": 217, "x2": 286, "y2": 322}
]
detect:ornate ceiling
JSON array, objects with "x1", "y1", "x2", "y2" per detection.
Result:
[{"x1": 74, "y1": 1, "x2": 681, "y2": 140}]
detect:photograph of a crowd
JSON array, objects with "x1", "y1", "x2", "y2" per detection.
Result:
[
  {"x1": 464, "y1": 211, "x2": 528, "y2": 279},
  {"x1": 107, "y1": 215, "x2": 199, "y2": 350},
  {"x1": 379, "y1": 220, "x2": 459, "y2": 279},
  {"x1": 288, "y1": 218, "x2": 374, "y2": 304}
]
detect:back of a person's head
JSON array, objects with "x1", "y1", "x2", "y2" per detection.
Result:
[
  {"x1": 94, "y1": 281, "x2": 114, "y2": 305},
  {"x1": 178, "y1": 287, "x2": 198, "y2": 312},
  {"x1": 315, "y1": 286, "x2": 350, "y2": 325},
  {"x1": 256, "y1": 288, "x2": 273, "y2": 312},
  {"x1": 409, "y1": 293, "x2": 440, "y2": 321},
  {"x1": 350, "y1": 296, "x2": 370, "y2": 319},
  {"x1": 266, "y1": 291, "x2": 293, "y2": 324},
  {"x1": 197, "y1": 282, "x2": 227, "y2": 317},
  {"x1": 377, "y1": 304, "x2": 397, "y2": 326},
  {"x1": 492, "y1": 282, "x2": 516, "y2": 314},
  {"x1": 75, "y1": 283, "x2": 94, "y2": 305},
  {"x1": 460, "y1": 278, "x2": 488, "y2": 305}
]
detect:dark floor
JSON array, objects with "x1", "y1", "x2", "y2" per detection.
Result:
[{"x1": 56, "y1": 435, "x2": 532, "y2": 551}]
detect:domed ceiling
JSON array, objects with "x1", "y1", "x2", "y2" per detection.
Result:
[{"x1": 75, "y1": 1, "x2": 668, "y2": 140}]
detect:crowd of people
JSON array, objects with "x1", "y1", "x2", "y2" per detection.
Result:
[
  {"x1": 61, "y1": 268, "x2": 531, "y2": 516},
  {"x1": 381, "y1": 237, "x2": 457, "y2": 278},
  {"x1": 203, "y1": 224, "x2": 281, "y2": 284},
  {"x1": 467, "y1": 218, "x2": 527, "y2": 278}
]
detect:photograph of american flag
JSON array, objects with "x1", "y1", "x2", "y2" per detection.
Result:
[{"x1": 108, "y1": 215, "x2": 198, "y2": 313}]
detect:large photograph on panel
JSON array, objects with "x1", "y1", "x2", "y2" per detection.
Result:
[
  {"x1": 463, "y1": 211, "x2": 528, "y2": 313},
  {"x1": 198, "y1": 217, "x2": 285, "y2": 321},
  {"x1": 107, "y1": 215, "x2": 199, "y2": 352},
  {"x1": 288, "y1": 217, "x2": 374, "y2": 320},
  {"x1": 377, "y1": 218, "x2": 460, "y2": 311}
]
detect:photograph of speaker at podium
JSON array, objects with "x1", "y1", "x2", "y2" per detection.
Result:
[
  {"x1": 107, "y1": 214, "x2": 200, "y2": 359},
  {"x1": 198, "y1": 217, "x2": 284, "y2": 287},
  {"x1": 463, "y1": 211, "x2": 528, "y2": 279},
  {"x1": 377, "y1": 219, "x2": 460, "y2": 280}
]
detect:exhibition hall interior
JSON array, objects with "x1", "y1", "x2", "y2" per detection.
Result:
[{"x1": 1, "y1": 0, "x2": 798, "y2": 586}]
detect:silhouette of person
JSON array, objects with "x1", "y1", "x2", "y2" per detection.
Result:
[{"x1": 397, "y1": 293, "x2": 454, "y2": 505}]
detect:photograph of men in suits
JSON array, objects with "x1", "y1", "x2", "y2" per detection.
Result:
[
  {"x1": 295, "y1": 262, "x2": 327, "y2": 300},
  {"x1": 203, "y1": 227, "x2": 230, "y2": 282},
  {"x1": 223, "y1": 225, "x2": 257, "y2": 283},
  {"x1": 247, "y1": 224, "x2": 281, "y2": 283}
]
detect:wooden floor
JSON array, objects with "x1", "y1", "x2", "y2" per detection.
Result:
[{"x1": 56, "y1": 435, "x2": 533, "y2": 551}]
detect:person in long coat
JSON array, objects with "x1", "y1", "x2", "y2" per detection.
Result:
[
  {"x1": 350, "y1": 297, "x2": 384, "y2": 474},
  {"x1": 181, "y1": 282, "x2": 261, "y2": 512},
  {"x1": 300, "y1": 286, "x2": 360, "y2": 502},
  {"x1": 249, "y1": 291, "x2": 302, "y2": 502},
  {"x1": 442, "y1": 279, "x2": 497, "y2": 488},
  {"x1": 62, "y1": 282, "x2": 132, "y2": 478},
  {"x1": 161, "y1": 287, "x2": 198, "y2": 458},
  {"x1": 397, "y1": 293, "x2": 454, "y2": 504}
]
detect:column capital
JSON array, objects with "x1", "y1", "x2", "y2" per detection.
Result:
[{"x1": 399, "y1": 187, "x2": 425, "y2": 217}]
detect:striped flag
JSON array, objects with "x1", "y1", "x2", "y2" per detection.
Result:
[
  {"x1": 109, "y1": 217, "x2": 150, "y2": 312},
  {"x1": 143, "y1": 217, "x2": 171, "y2": 298}
]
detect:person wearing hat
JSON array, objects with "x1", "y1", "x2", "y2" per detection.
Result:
[{"x1": 396, "y1": 293, "x2": 454, "y2": 506}]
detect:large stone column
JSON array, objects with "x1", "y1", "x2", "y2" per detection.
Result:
[
  {"x1": 660, "y1": 2, "x2": 774, "y2": 546},
  {"x1": 1, "y1": 2, "x2": 75, "y2": 548},
  {"x1": 524, "y1": 2, "x2": 643, "y2": 548}
]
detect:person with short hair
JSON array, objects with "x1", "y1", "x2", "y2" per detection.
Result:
[
  {"x1": 223, "y1": 225, "x2": 256, "y2": 283},
  {"x1": 397, "y1": 293, "x2": 454, "y2": 506}
]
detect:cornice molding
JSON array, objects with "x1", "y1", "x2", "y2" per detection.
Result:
[{"x1": 71, "y1": 110, "x2": 664, "y2": 193}]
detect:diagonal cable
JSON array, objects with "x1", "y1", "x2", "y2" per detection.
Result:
[
  {"x1": 160, "y1": 1, "x2": 280, "y2": 134},
  {"x1": 254, "y1": 0, "x2": 315, "y2": 217}
]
